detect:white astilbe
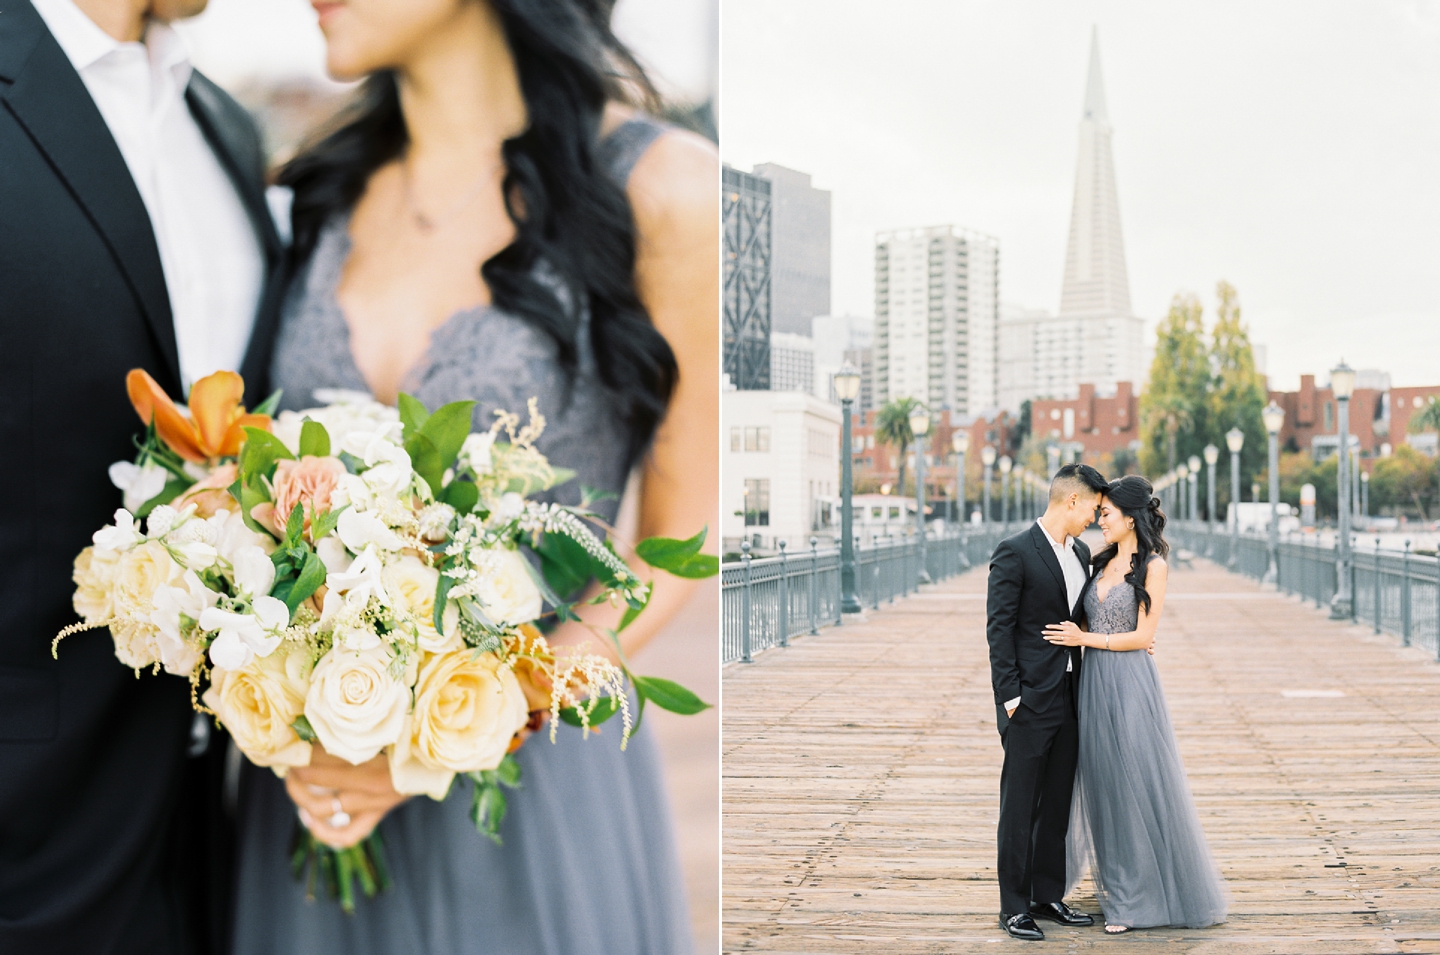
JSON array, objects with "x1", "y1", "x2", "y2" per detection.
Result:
[{"x1": 519, "y1": 503, "x2": 648, "y2": 602}]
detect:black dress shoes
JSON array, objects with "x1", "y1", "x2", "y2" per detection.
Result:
[
  {"x1": 1000, "y1": 913, "x2": 1044, "y2": 940},
  {"x1": 1029, "y1": 901, "x2": 1095, "y2": 927}
]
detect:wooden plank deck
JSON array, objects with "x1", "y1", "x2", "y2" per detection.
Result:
[{"x1": 722, "y1": 556, "x2": 1440, "y2": 954}]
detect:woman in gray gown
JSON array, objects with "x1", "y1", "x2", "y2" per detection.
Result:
[
  {"x1": 1043, "y1": 476, "x2": 1228, "y2": 933},
  {"x1": 229, "y1": 1, "x2": 719, "y2": 952}
]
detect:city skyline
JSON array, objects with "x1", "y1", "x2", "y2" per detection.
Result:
[{"x1": 720, "y1": 0, "x2": 1440, "y2": 391}]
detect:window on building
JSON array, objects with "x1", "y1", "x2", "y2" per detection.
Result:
[
  {"x1": 743, "y1": 426, "x2": 771, "y2": 452},
  {"x1": 1063, "y1": 408, "x2": 1075, "y2": 439},
  {"x1": 871, "y1": 506, "x2": 883, "y2": 519},
  {"x1": 743, "y1": 478, "x2": 770, "y2": 527},
  {"x1": 888, "y1": 506, "x2": 901, "y2": 520},
  {"x1": 729, "y1": 427, "x2": 741, "y2": 452}
]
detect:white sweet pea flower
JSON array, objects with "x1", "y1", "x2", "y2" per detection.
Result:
[
  {"x1": 315, "y1": 535, "x2": 352, "y2": 574},
  {"x1": 202, "y1": 596, "x2": 290, "y2": 670},
  {"x1": 109, "y1": 460, "x2": 169, "y2": 514},
  {"x1": 496, "y1": 492, "x2": 526, "y2": 522},
  {"x1": 458, "y1": 432, "x2": 494, "y2": 475},
  {"x1": 337, "y1": 508, "x2": 405, "y2": 553},
  {"x1": 150, "y1": 570, "x2": 219, "y2": 676},
  {"x1": 93, "y1": 509, "x2": 142, "y2": 553},
  {"x1": 326, "y1": 546, "x2": 388, "y2": 607},
  {"x1": 231, "y1": 545, "x2": 277, "y2": 598}
]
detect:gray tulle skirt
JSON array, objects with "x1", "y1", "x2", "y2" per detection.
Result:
[
  {"x1": 1066, "y1": 648, "x2": 1229, "y2": 929},
  {"x1": 231, "y1": 718, "x2": 692, "y2": 955}
]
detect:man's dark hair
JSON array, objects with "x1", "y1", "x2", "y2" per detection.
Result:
[{"x1": 1048, "y1": 463, "x2": 1108, "y2": 502}]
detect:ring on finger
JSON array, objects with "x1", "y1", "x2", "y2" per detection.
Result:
[{"x1": 328, "y1": 796, "x2": 351, "y2": 830}]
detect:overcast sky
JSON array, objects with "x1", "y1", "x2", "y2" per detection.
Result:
[
  {"x1": 177, "y1": 0, "x2": 717, "y2": 103},
  {"x1": 720, "y1": 0, "x2": 1440, "y2": 390}
]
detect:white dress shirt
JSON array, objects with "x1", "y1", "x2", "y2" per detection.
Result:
[
  {"x1": 1005, "y1": 520, "x2": 1085, "y2": 713},
  {"x1": 32, "y1": 0, "x2": 263, "y2": 392}
]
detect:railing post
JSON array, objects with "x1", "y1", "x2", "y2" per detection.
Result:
[
  {"x1": 871, "y1": 542, "x2": 880, "y2": 610},
  {"x1": 777, "y1": 540, "x2": 789, "y2": 648},
  {"x1": 1401, "y1": 540, "x2": 1412, "y2": 647},
  {"x1": 1351, "y1": 535, "x2": 1358, "y2": 622},
  {"x1": 1374, "y1": 537, "x2": 1382, "y2": 635},
  {"x1": 809, "y1": 537, "x2": 820, "y2": 635},
  {"x1": 740, "y1": 541, "x2": 753, "y2": 663}
]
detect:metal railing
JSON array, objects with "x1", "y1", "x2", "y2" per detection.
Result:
[
  {"x1": 722, "y1": 525, "x2": 1007, "y2": 664},
  {"x1": 1168, "y1": 522, "x2": 1440, "y2": 657}
]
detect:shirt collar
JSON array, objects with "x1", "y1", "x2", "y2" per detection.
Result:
[
  {"x1": 1036, "y1": 518, "x2": 1071, "y2": 553},
  {"x1": 31, "y1": 0, "x2": 194, "y2": 88}
]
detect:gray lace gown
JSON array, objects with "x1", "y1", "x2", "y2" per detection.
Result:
[
  {"x1": 230, "y1": 118, "x2": 693, "y2": 955},
  {"x1": 1066, "y1": 563, "x2": 1228, "y2": 929}
]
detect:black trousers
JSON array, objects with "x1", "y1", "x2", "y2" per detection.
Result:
[{"x1": 996, "y1": 678, "x2": 1079, "y2": 914}]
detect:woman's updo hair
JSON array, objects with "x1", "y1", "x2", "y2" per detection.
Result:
[{"x1": 1092, "y1": 475, "x2": 1169, "y2": 614}]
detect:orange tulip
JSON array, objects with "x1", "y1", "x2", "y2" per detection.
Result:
[{"x1": 126, "y1": 369, "x2": 270, "y2": 463}]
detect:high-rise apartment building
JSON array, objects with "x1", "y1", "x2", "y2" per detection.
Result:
[
  {"x1": 752, "y1": 164, "x2": 831, "y2": 336},
  {"x1": 874, "y1": 225, "x2": 999, "y2": 416},
  {"x1": 723, "y1": 164, "x2": 772, "y2": 390},
  {"x1": 770, "y1": 332, "x2": 816, "y2": 395}
]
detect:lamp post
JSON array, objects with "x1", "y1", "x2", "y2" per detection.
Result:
[
  {"x1": 1330, "y1": 361, "x2": 1355, "y2": 618},
  {"x1": 952, "y1": 429, "x2": 970, "y2": 569},
  {"x1": 1013, "y1": 465, "x2": 1025, "y2": 523},
  {"x1": 1361, "y1": 469, "x2": 1369, "y2": 523},
  {"x1": 1176, "y1": 463, "x2": 1189, "y2": 522},
  {"x1": 1262, "y1": 400, "x2": 1285, "y2": 586},
  {"x1": 999, "y1": 455, "x2": 1013, "y2": 534},
  {"x1": 834, "y1": 364, "x2": 863, "y2": 614},
  {"x1": 981, "y1": 445, "x2": 996, "y2": 524},
  {"x1": 1187, "y1": 455, "x2": 1201, "y2": 527},
  {"x1": 1226, "y1": 427, "x2": 1244, "y2": 568},
  {"x1": 909, "y1": 405, "x2": 932, "y2": 585},
  {"x1": 1047, "y1": 444, "x2": 1060, "y2": 478},
  {"x1": 1204, "y1": 444, "x2": 1219, "y2": 556}
]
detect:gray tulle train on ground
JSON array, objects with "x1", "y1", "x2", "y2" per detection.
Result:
[
  {"x1": 1066, "y1": 567, "x2": 1229, "y2": 929},
  {"x1": 229, "y1": 117, "x2": 693, "y2": 955}
]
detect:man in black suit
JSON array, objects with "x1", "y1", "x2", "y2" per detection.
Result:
[
  {"x1": 0, "y1": 1, "x2": 282, "y2": 952},
  {"x1": 986, "y1": 463, "x2": 1108, "y2": 940}
]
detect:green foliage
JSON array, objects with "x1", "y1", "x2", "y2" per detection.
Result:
[
  {"x1": 1370, "y1": 445, "x2": 1439, "y2": 520},
  {"x1": 633, "y1": 675, "x2": 711, "y2": 715},
  {"x1": 1410, "y1": 397, "x2": 1440, "y2": 435},
  {"x1": 635, "y1": 527, "x2": 719, "y2": 579},
  {"x1": 252, "y1": 389, "x2": 283, "y2": 417},
  {"x1": 299, "y1": 419, "x2": 331, "y2": 458},
  {"x1": 438, "y1": 478, "x2": 479, "y2": 514},
  {"x1": 559, "y1": 695, "x2": 622, "y2": 727},
  {"x1": 875, "y1": 397, "x2": 920, "y2": 498},
  {"x1": 136, "y1": 476, "x2": 192, "y2": 518},
  {"x1": 290, "y1": 829, "x2": 390, "y2": 914},
  {"x1": 396, "y1": 393, "x2": 477, "y2": 494},
  {"x1": 468, "y1": 755, "x2": 522, "y2": 844}
]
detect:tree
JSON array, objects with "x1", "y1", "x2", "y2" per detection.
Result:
[
  {"x1": 875, "y1": 397, "x2": 919, "y2": 497},
  {"x1": 1371, "y1": 444, "x2": 1438, "y2": 520},
  {"x1": 1139, "y1": 293, "x2": 1209, "y2": 476},
  {"x1": 1409, "y1": 397, "x2": 1440, "y2": 520},
  {"x1": 1206, "y1": 281, "x2": 1268, "y2": 514},
  {"x1": 1012, "y1": 400, "x2": 1032, "y2": 453}
]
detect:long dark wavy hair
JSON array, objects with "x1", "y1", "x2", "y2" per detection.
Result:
[
  {"x1": 1091, "y1": 475, "x2": 1169, "y2": 615},
  {"x1": 277, "y1": 0, "x2": 677, "y2": 468}
]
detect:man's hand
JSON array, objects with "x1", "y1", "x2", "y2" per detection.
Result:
[{"x1": 1006, "y1": 705, "x2": 1018, "y2": 719}]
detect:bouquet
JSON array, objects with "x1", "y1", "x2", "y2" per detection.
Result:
[{"x1": 58, "y1": 370, "x2": 715, "y2": 910}]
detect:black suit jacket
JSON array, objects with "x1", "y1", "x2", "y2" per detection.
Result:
[
  {"x1": 985, "y1": 523, "x2": 1094, "y2": 723},
  {"x1": 0, "y1": 3, "x2": 283, "y2": 952}
]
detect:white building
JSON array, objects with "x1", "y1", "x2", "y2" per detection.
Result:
[
  {"x1": 874, "y1": 225, "x2": 999, "y2": 416},
  {"x1": 849, "y1": 493, "x2": 918, "y2": 545},
  {"x1": 996, "y1": 31, "x2": 1147, "y2": 410},
  {"x1": 722, "y1": 389, "x2": 841, "y2": 553},
  {"x1": 769, "y1": 332, "x2": 816, "y2": 394}
]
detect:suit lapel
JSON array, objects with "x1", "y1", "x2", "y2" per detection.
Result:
[
  {"x1": 0, "y1": 3, "x2": 181, "y2": 394},
  {"x1": 1029, "y1": 521, "x2": 1067, "y2": 598}
]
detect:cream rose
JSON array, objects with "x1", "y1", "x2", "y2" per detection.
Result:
[
  {"x1": 383, "y1": 555, "x2": 461, "y2": 653},
  {"x1": 389, "y1": 650, "x2": 529, "y2": 800},
  {"x1": 471, "y1": 549, "x2": 543, "y2": 626},
  {"x1": 72, "y1": 546, "x2": 121, "y2": 623},
  {"x1": 204, "y1": 644, "x2": 313, "y2": 771},
  {"x1": 108, "y1": 540, "x2": 183, "y2": 668},
  {"x1": 304, "y1": 646, "x2": 409, "y2": 764}
]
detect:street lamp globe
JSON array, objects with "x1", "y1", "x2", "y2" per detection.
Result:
[
  {"x1": 1262, "y1": 401, "x2": 1285, "y2": 435},
  {"x1": 1203, "y1": 444, "x2": 1219, "y2": 466},
  {"x1": 1177, "y1": 463, "x2": 1189, "y2": 480},
  {"x1": 908, "y1": 406, "x2": 931, "y2": 437},
  {"x1": 981, "y1": 445, "x2": 997, "y2": 468},
  {"x1": 1225, "y1": 427, "x2": 1245, "y2": 454},
  {"x1": 1188, "y1": 454, "x2": 1201, "y2": 473},
  {"x1": 833, "y1": 363, "x2": 861, "y2": 402},
  {"x1": 1330, "y1": 360, "x2": 1356, "y2": 401},
  {"x1": 952, "y1": 430, "x2": 969, "y2": 454},
  {"x1": 998, "y1": 455, "x2": 1013, "y2": 475}
]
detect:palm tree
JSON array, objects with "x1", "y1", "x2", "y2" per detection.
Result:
[
  {"x1": 1410, "y1": 397, "x2": 1440, "y2": 521},
  {"x1": 875, "y1": 397, "x2": 920, "y2": 496}
]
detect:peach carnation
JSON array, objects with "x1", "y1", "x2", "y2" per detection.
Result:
[{"x1": 269, "y1": 456, "x2": 346, "y2": 537}]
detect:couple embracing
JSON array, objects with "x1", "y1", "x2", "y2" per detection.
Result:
[
  {"x1": 1, "y1": 0, "x2": 716, "y2": 952},
  {"x1": 986, "y1": 464, "x2": 1229, "y2": 939}
]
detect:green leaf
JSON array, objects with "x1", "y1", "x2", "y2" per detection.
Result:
[
  {"x1": 418, "y1": 400, "x2": 476, "y2": 474},
  {"x1": 635, "y1": 527, "x2": 719, "y2": 578},
  {"x1": 291, "y1": 714, "x2": 317, "y2": 742},
  {"x1": 470, "y1": 777, "x2": 507, "y2": 844},
  {"x1": 136, "y1": 476, "x2": 192, "y2": 518},
  {"x1": 404, "y1": 432, "x2": 444, "y2": 496},
  {"x1": 495, "y1": 753, "x2": 522, "y2": 787},
  {"x1": 274, "y1": 549, "x2": 326, "y2": 614},
  {"x1": 438, "y1": 478, "x2": 479, "y2": 514},
  {"x1": 547, "y1": 466, "x2": 578, "y2": 491},
  {"x1": 298, "y1": 419, "x2": 331, "y2": 458},
  {"x1": 432, "y1": 572, "x2": 456, "y2": 634},
  {"x1": 310, "y1": 506, "x2": 345, "y2": 543},
  {"x1": 397, "y1": 393, "x2": 431, "y2": 439},
  {"x1": 558, "y1": 695, "x2": 622, "y2": 728},
  {"x1": 535, "y1": 530, "x2": 599, "y2": 598},
  {"x1": 240, "y1": 426, "x2": 294, "y2": 483},
  {"x1": 251, "y1": 388, "x2": 283, "y2": 417},
  {"x1": 284, "y1": 502, "x2": 306, "y2": 548},
  {"x1": 617, "y1": 581, "x2": 651, "y2": 633},
  {"x1": 228, "y1": 479, "x2": 273, "y2": 536},
  {"x1": 520, "y1": 551, "x2": 566, "y2": 611},
  {"x1": 631, "y1": 675, "x2": 711, "y2": 715}
]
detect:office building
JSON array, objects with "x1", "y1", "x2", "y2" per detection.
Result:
[
  {"x1": 752, "y1": 163, "x2": 831, "y2": 336},
  {"x1": 723, "y1": 164, "x2": 772, "y2": 390}
]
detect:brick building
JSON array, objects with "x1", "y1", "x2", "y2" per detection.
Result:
[
  {"x1": 1267, "y1": 375, "x2": 1440, "y2": 461},
  {"x1": 1030, "y1": 381, "x2": 1140, "y2": 465}
]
